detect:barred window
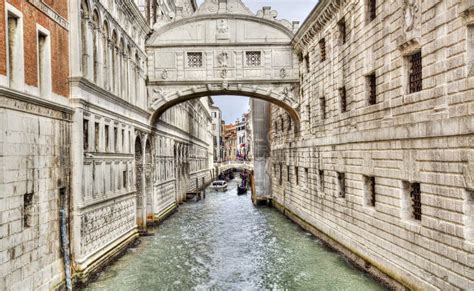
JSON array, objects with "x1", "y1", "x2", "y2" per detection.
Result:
[
  {"x1": 402, "y1": 181, "x2": 422, "y2": 222},
  {"x1": 320, "y1": 97, "x2": 326, "y2": 120},
  {"x1": 411, "y1": 183, "x2": 422, "y2": 220},
  {"x1": 339, "y1": 87, "x2": 347, "y2": 113},
  {"x1": 295, "y1": 167, "x2": 299, "y2": 185},
  {"x1": 367, "y1": 73, "x2": 377, "y2": 105},
  {"x1": 337, "y1": 172, "x2": 346, "y2": 198},
  {"x1": 319, "y1": 39, "x2": 326, "y2": 62},
  {"x1": 319, "y1": 170, "x2": 324, "y2": 191},
  {"x1": 364, "y1": 176, "x2": 376, "y2": 207},
  {"x1": 187, "y1": 52, "x2": 203, "y2": 68},
  {"x1": 367, "y1": 0, "x2": 376, "y2": 22},
  {"x1": 408, "y1": 51, "x2": 422, "y2": 93},
  {"x1": 279, "y1": 164, "x2": 283, "y2": 185},
  {"x1": 23, "y1": 193, "x2": 34, "y2": 228},
  {"x1": 246, "y1": 51, "x2": 261, "y2": 66},
  {"x1": 287, "y1": 165, "x2": 290, "y2": 182}
]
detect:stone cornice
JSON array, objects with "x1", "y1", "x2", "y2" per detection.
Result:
[
  {"x1": 292, "y1": 0, "x2": 343, "y2": 52},
  {"x1": 148, "y1": 79, "x2": 300, "y2": 86}
]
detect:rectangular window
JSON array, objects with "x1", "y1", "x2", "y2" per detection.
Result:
[
  {"x1": 305, "y1": 54, "x2": 310, "y2": 73},
  {"x1": 122, "y1": 129, "x2": 125, "y2": 151},
  {"x1": 305, "y1": 168, "x2": 309, "y2": 183},
  {"x1": 94, "y1": 122, "x2": 100, "y2": 151},
  {"x1": 7, "y1": 12, "x2": 22, "y2": 89},
  {"x1": 104, "y1": 124, "x2": 110, "y2": 151},
  {"x1": 319, "y1": 39, "x2": 326, "y2": 62},
  {"x1": 23, "y1": 193, "x2": 34, "y2": 228},
  {"x1": 279, "y1": 164, "x2": 283, "y2": 185},
  {"x1": 37, "y1": 30, "x2": 51, "y2": 97},
  {"x1": 287, "y1": 166, "x2": 290, "y2": 182},
  {"x1": 128, "y1": 131, "x2": 131, "y2": 153},
  {"x1": 402, "y1": 181, "x2": 422, "y2": 221},
  {"x1": 408, "y1": 51, "x2": 422, "y2": 93},
  {"x1": 320, "y1": 97, "x2": 326, "y2": 120},
  {"x1": 337, "y1": 172, "x2": 346, "y2": 198},
  {"x1": 246, "y1": 51, "x2": 261, "y2": 66},
  {"x1": 339, "y1": 87, "x2": 347, "y2": 113},
  {"x1": 367, "y1": 0, "x2": 376, "y2": 22},
  {"x1": 364, "y1": 176, "x2": 376, "y2": 207},
  {"x1": 466, "y1": 189, "x2": 474, "y2": 241},
  {"x1": 338, "y1": 18, "x2": 347, "y2": 44},
  {"x1": 319, "y1": 170, "x2": 324, "y2": 191},
  {"x1": 295, "y1": 167, "x2": 299, "y2": 185},
  {"x1": 83, "y1": 119, "x2": 89, "y2": 151},
  {"x1": 114, "y1": 126, "x2": 118, "y2": 152},
  {"x1": 306, "y1": 104, "x2": 311, "y2": 125},
  {"x1": 367, "y1": 73, "x2": 377, "y2": 105},
  {"x1": 187, "y1": 52, "x2": 203, "y2": 68},
  {"x1": 123, "y1": 170, "x2": 127, "y2": 188}
]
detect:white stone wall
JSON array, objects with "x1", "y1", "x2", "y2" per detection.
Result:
[{"x1": 271, "y1": 0, "x2": 474, "y2": 290}]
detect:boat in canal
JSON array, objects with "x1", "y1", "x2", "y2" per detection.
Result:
[
  {"x1": 237, "y1": 185, "x2": 247, "y2": 195},
  {"x1": 210, "y1": 180, "x2": 228, "y2": 191}
]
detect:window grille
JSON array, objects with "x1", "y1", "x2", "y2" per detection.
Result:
[
  {"x1": 339, "y1": 87, "x2": 347, "y2": 112},
  {"x1": 338, "y1": 172, "x2": 346, "y2": 198},
  {"x1": 411, "y1": 183, "x2": 422, "y2": 220},
  {"x1": 23, "y1": 193, "x2": 34, "y2": 228},
  {"x1": 320, "y1": 97, "x2": 326, "y2": 120},
  {"x1": 319, "y1": 39, "x2": 326, "y2": 62},
  {"x1": 368, "y1": 74, "x2": 377, "y2": 105},
  {"x1": 319, "y1": 170, "x2": 324, "y2": 191},
  {"x1": 187, "y1": 52, "x2": 203, "y2": 68},
  {"x1": 246, "y1": 51, "x2": 261, "y2": 66},
  {"x1": 409, "y1": 51, "x2": 422, "y2": 93},
  {"x1": 365, "y1": 176, "x2": 376, "y2": 207},
  {"x1": 368, "y1": 0, "x2": 376, "y2": 21}
]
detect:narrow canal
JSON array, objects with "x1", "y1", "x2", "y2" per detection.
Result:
[{"x1": 84, "y1": 178, "x2": 387, "y2": 291}]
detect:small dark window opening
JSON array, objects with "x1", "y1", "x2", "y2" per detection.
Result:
[
  {"x1": 114, "y1": 127, "x2": 118, "y2": 152},
  {"x1": 121, "y1": 129, "x2": 125, "y2": 151},
  {"x1": 288, "y1": 115, "x2": 292, "y2": 131},
  {"x1": 279, "y1": 164, "x2": 283, "y2": 185},
  {"x1": 274, "y1": 121, "x2": 278, "y2": 133},
  {"x1": 368, "y1": 74, "x2": 377, "y2": 105},
  {"x1": 280, "y1": 117, "x2": 284, "y2": 132},
  {"x1": 305, "y1": 54, "x2": 310, "y2": 73},
  {"x1": 287, "y1": 166, "x2": 290, "y2": 182},
  {"x1": 368, "y1": 0, "x2": 376, "y2": 22},
  {"x1": 123, "y1": 171, "x2": 127, "y2": 188},
  {"x1": 83, "y1": 119, "x2": 89, "y2": 151},
  {"x1": 337, "y1": 172, "x2": 346, "y2": 198},
  {"x1": 409, "y1": 51, "x2": 422, "y2": 93},
  {"x1": 23, "y1": 193, "x2": 34, "y2": 228},
  {"x1": 365, "y1": 176, "x2": 376, "y2": 207},
  {"x1": 94, "y1": 122, "x2": 100, "y2": 151},
  {"x1": 295, "y1": 167, "x2": 299, "y2": 185},
  {"x1": 411, "y1": 182, "x2": 422, "y2": 220},
  {"x1": 104, "y1": 124, "x2": 110, "y2": 151},
  {"x1": 339, "y1": 87, "x2": 347, "y2": 113},
  {"x1": 305, "y1": 168, "x2": 309, "y2": 182},
  {"x1": 319, "y1": 170, "x2": 324, "y2": 191},
  {"x1": 338, "y1": 18, "x2": 347, "y2": 44},
  {"x1": 319, "y1": 38, "x2": 326, "y2": 62},
  {"x1": 320, "y1": 97, "x2": 326, "y2": 120}
]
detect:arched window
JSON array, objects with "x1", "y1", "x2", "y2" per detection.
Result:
[
  {"x1": 80, "y1": 0, "x2": 90, "y2": 77},
  {"x1": 92, "y1": 10, "x2": 100, "y2": 83},
  {"x1": 102, "y1": 21, "x2": 110, "y2": 90},
  {"x1": 111, "y1": 31, "x2": 118, "y2": 94},
  {"x1": 135, "y1": 53, "x2": 140, "y2": 106}
]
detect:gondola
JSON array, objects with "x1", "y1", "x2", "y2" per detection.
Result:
[{"x1": 237, "y1": 185, "x2": 247, "y2": 195}]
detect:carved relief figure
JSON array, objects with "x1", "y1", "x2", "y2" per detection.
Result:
[
  {"x1": 404, "y1": 0, "x2": 418, "y2": 32},
  {"x1": 217, "y1": 52, "x2": 229, "y2": 67},
  {"x1": 161, "y1": 70, "x2": 169, "y2": 80},
  {"x1": 280, "y1": 68, "x2": 287, "y2": 78},
  {"x1": 216, "y1": 19, "x2": 230, "y2": 40}
]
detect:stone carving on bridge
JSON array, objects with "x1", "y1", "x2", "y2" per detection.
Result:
[
  {"x1": 220, "y1": 68, "x2": 228, "y2": 79},
  {"x1": 216, "y1": 20, "x2": 230, "y2": 40},
  {"x1": 280, "y1": 68, "x2": 287, "y2": 78},
  {"x1": 281, "y1": 86, "x2": 297, "y2": 103},
  {"x1": 217, "y1": 52, "x2": 229, "y2": 67},
  {"x1": 161, "y1": 69, "x2": 169, "y2": 80}
]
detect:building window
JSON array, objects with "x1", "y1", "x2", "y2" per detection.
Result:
[
  {"x1": 187, "y1": 52, "x2": 203, "y2": 68},
  {"x1": 305, "y1": 54, "x2": 310, "y2": 73},
  {"x1": 37, "y1": 30, "x2": 51, "y2": 97},
  {"x1": 305, "y1": 168, "x2": 309, "y2": 183},
  {"x1": 364, "y1": 176, "x2": 376, "y2": 207},
  {"x1": 287, "y1": 166, "x2": 290, "y2": 182},
  {"x1": 279, "y1": 164, "x2": 283, "y2": 185},
  {"x1": 337, "y1": 172, "x2": 346, "y2": 198},
  {"x1": 295, "y1": 167, "x2": 299, "y2": 185},
  {"x1": 319, "y1": 39, "x2": 326, "y2": 62},
  {"x1": 408, "y1": 51, "x2": 422, "y2": 93},
  {"x1": 23, "y1": 193, "x2": 34, "y2": 228},
  {"x1": 338, "y1": 18, "x2": 347, "y2": 45},
  {"x1": 402, "y1": 181, "x2": 422, "y2": 221},
  {"x1": 104, "y1": 124, "x2": 110, "y2": 151},
  {"x1": 122, "y1": 129, "x2": 125, "y2": 151},
  {"x1": 94, "y1": 122, "x2": 100, "y2": 151},
  {"x1": 367, "y1": 73, "x2": 377, "y2": 105},
  {"x1": 320, "y1": 97, "x2": 326, "y2": 120},
  {"x1": 367, "y1": 0, "x2": 376, "y2": 22},
  {"x1": 123, "y1": 170, "x2": 127, "y2": 189},
  {"x1": 466, "y1": 190, "x2": 474, "y2": 241},
  {"x1": 83, "y1": 119, "x2": 89, "y2": 151},
  {"x1": 339, "y1": 87, "x2": 347, "y2": 113},
  {"x1": 7, "y1": 11, "x2": 23, "y2": 89},
  {"x1": 246, "y1": 51, "x2": 261, "y2": 66},
  {"x1": 114, "y1": 126, "x2": 118, "y2": 152},
  {"x1": 288, "y1": 115, "x2": 292, "y2": 131},
  {"x1": 319, "y1": 170, "x2": 324, "y2": 191}
]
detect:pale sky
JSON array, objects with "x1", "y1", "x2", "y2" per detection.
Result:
[{"x1": 198, "y1": 0, "x2": 318, "y2": 123}]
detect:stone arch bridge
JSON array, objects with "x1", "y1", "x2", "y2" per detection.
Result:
[{"x1": 146, "y1": 0, "x2": 302, "y2": 128}]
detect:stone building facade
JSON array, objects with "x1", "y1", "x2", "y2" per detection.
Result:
[
  {"x1": 270, "y1": 0, "x2": 474, "y2": 290},
  {"x1": 0, "y1": 0, "x2": 71, "y2": 289},
  {"x1": 210, "y1": 102, "x2": 224, "y2": 162}
]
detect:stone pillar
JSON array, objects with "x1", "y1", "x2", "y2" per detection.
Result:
[{"x1": 251, "y1": 99, "x2": 272, "y2": 197}]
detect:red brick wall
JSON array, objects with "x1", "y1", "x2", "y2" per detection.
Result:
[{"x1": 1, "y1": 0, "x2": 69, "y2": 97}]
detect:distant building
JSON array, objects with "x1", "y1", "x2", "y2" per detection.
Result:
[
  {"x1": 210, "y1": 102, "x2": 224, "y2": 162},
  {"x1": 223, "y1": 123, "x2": 237, "y2": 161}
]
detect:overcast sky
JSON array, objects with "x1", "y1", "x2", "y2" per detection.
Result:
[{"x1": 198, "y1": 0, "x2": 318, "y2": 123}]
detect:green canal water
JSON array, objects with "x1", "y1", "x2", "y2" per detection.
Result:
[{"x1": 83, "y1": 178, "x2": 387, "y2": 291}]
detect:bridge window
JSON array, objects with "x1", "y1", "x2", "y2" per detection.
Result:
[
  {"x1": 339, "y1": 86, "x2": 347, "y2": 113},
  {"x1": 408, "y1": 51, "x2": 422, "y2": 93},
  {"x1": 246, "y1": 51, "x2": 261, "y2": 67},
  {"x1": 319, "y1": 38, "x2": 326, "y2": 62},
  {"x1": 337, "y1": 172, "x2": 346, "y2": 198},
  {"x1": 367, "y1": 73, "x2": 377, "y2": 105},
  {"x1": 187, "y1": 52, "x2": 203, "y2": 68}
]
